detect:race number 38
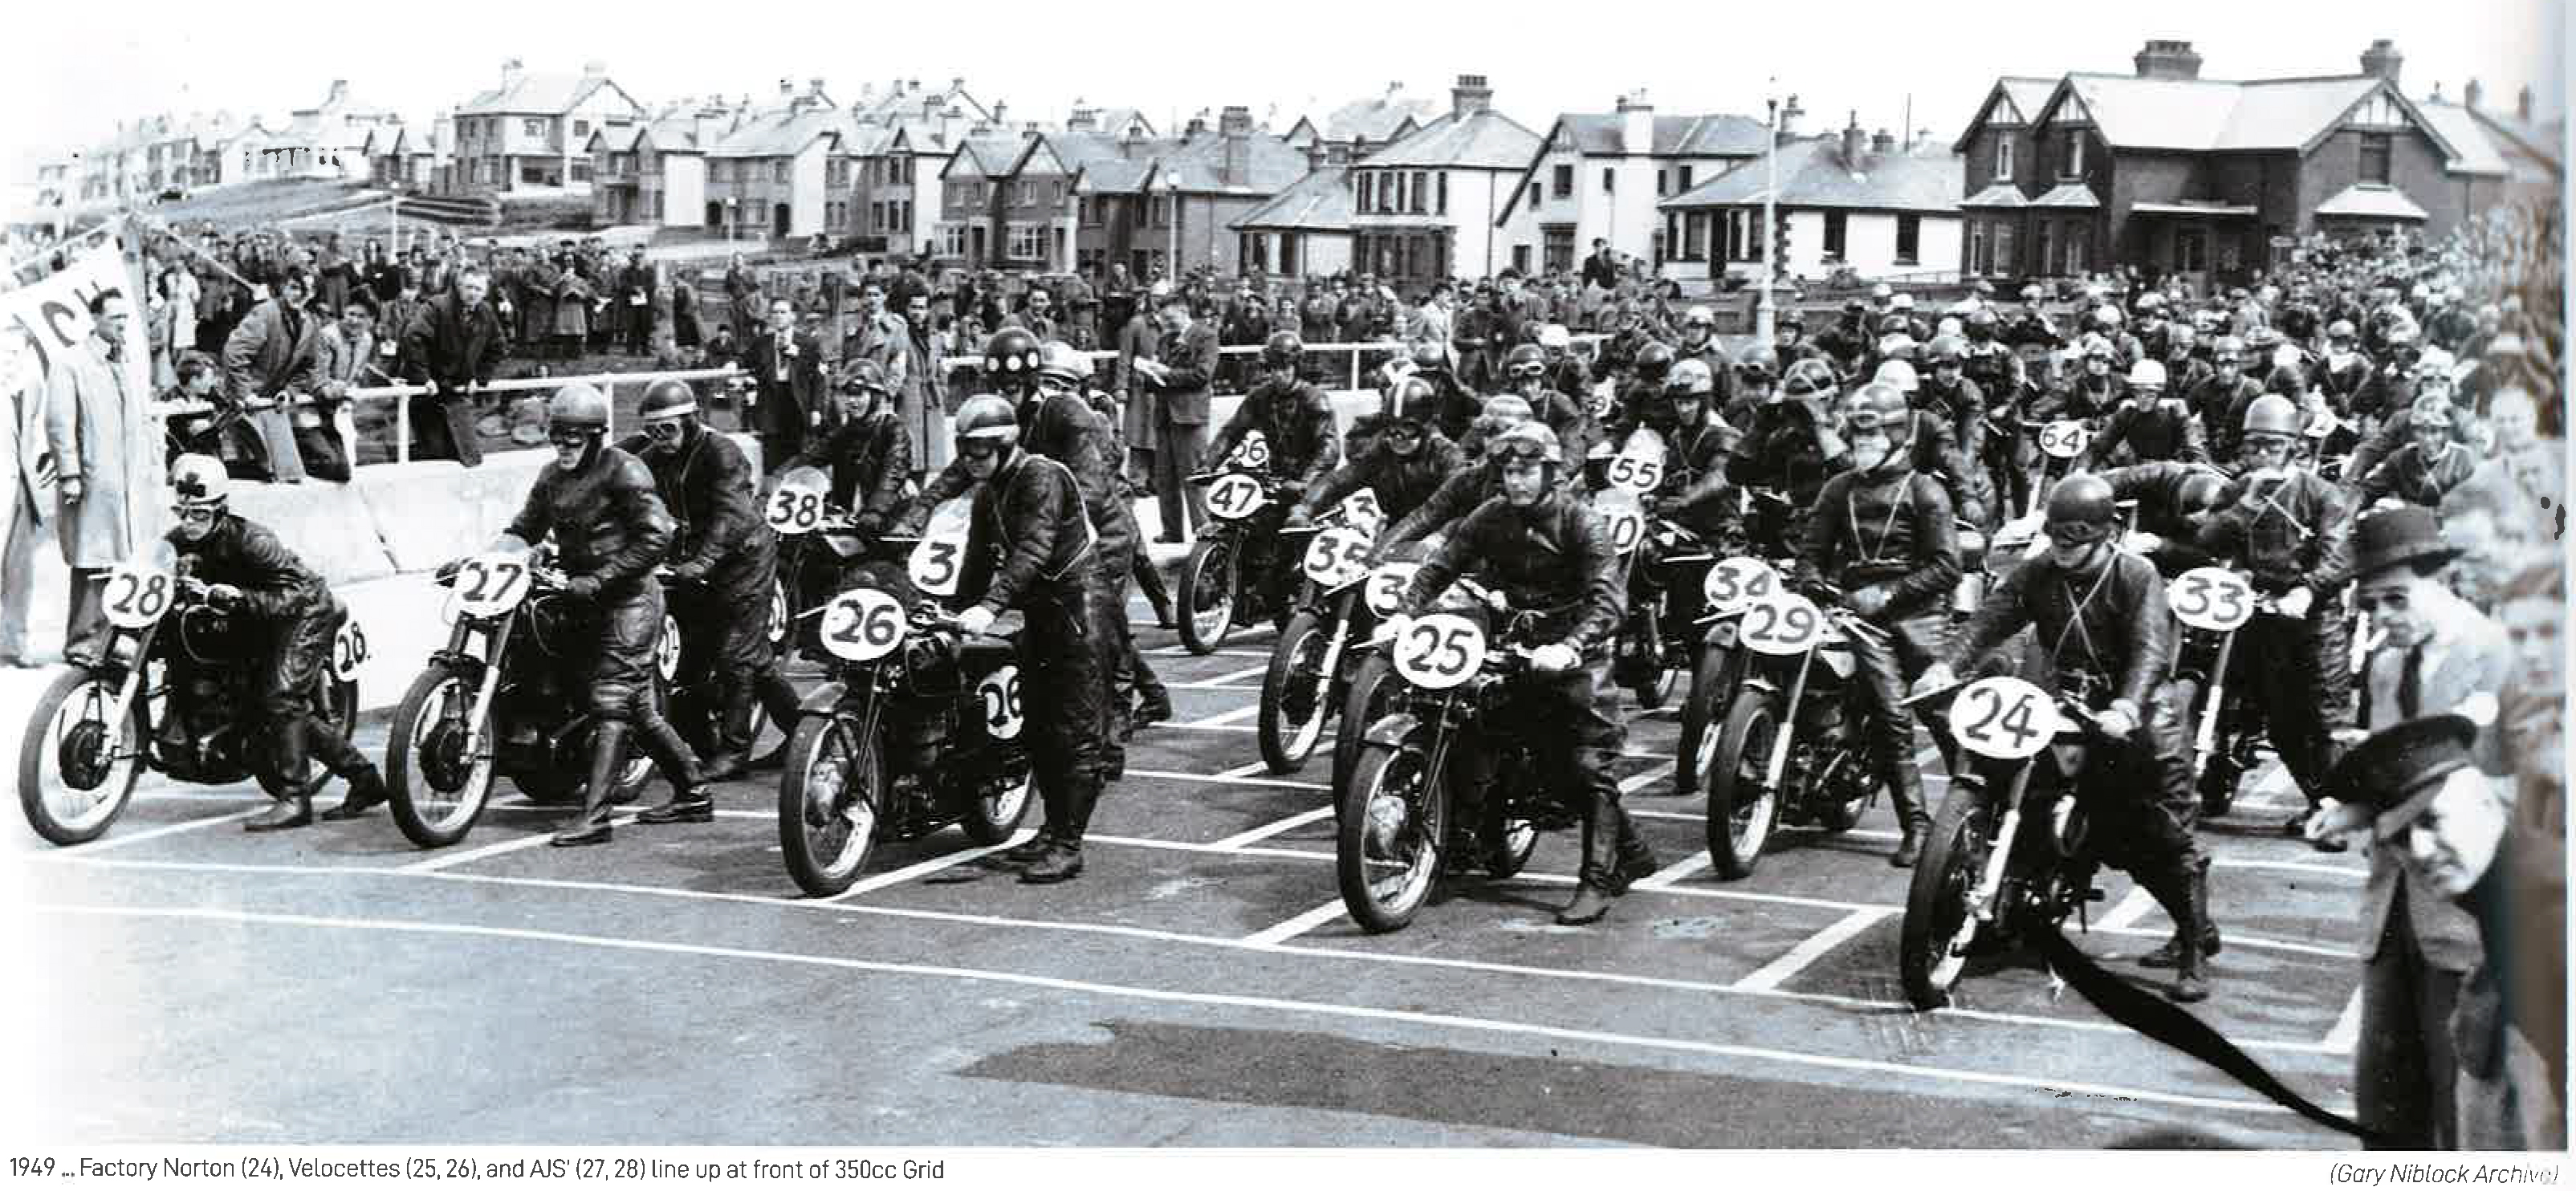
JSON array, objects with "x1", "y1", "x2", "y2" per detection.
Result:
[
  {"x1": 820, "y1": 588, "x2": 906, "y2": 662},
  {"x1": 2037, "y1": 421, "x2": 2091, "y2": 460},
  {"x1": 1701, "y1": 557, "x2": 1779, "y2": 613},
  {"x1": 1738, "y1": 593, "x2": 1823, "y2": 656},
  {"x1": 1302, "y1": 527, "x2": 1371, "y2": 590},
  {"x1": 329, "y1": 619, "x2": 370, "y2": 681},
  {"x1": 452, "y1": 555, "x2": 533, "y2": 616},
  {"x1": 977, "y1": 665, "x2": 1025, "y2": 741},
  {"x1": 2167, "y1": 567, "x2": 2255, "y2": 632},
  {"x1": 102, "y1": 564, "x2": 175, "y2": 629},
  {"x1": 1392, "y1": 613, "x2": 1485, "y2": 690},
  {"x1": 764, "y1": 484, "x2": 825, "y2": 535},
  {"x1": 1949, "y1": 676, "x2": 2057, "y2": 761},
  {"x1": 1206, "y1": 474, "x2": 1268, "y2": 522}
]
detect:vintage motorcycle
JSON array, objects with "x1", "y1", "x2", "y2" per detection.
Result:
[
  {"x1": 2159, "y1": 565, "x2": 2278, "y2": 818},
  {"x1": 17, "y1": 559, "x2": 364, "y2": 845},
  {"x1": 762, "y1": 465, "x2": 869, "y2": 661},
  {"x1": 774, "y1": 581, "x2": 1034, "y2": 898},
  {"x1": 382, "y1": 549, "x2": 678, "y2": 848},
  {"x1": 1337, "y1": 581, "x2": 1576, "y2": 933},
  {"x1": 1696, "y1": 582, "x2": 1883, "y2": 879},
  {"x1": 1898, "y1": 677, "x2": 2118, "y2": 1010},
  {"x1": 1177, "y1": 434, "x2": 1296, "y2": 654},
  {"x1": 2021, "y1": 417, "x2": 2096, "y2": 517},
  {"x1": 1256, "y1": 492, "x2": 1385, "y2": 774},
  {"x1": 1608, "y1": 488, "x2": 1718, "y2": 712}
]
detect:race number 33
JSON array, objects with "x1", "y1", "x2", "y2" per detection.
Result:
[
  {"x1": 2167, "y1": 567, "x2": 2254, "y2": 632},
  {"x1": 1949, "y1": 676, "x2": 2057, "y2": 761}
]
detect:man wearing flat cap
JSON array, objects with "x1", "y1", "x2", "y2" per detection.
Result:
[{"x1": 2305, "y1": 505, "x2": 2520, "y2": 1148}]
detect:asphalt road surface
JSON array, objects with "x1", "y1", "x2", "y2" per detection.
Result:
[{"x1": 5, "y1": 596, "x2": 2375, "y2": 1148}]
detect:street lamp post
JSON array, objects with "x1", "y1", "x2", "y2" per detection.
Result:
[
  {"x1": 1757, "y1": 87, "x2": 1797, "y2": 344},
  {"x1": 1163, "y1": 174, "x2": 1181, "y2": 277}
]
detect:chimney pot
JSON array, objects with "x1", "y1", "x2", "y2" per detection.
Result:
[
  {"x1": 2464, "y1": 78, "x2": 2484, "y2": 108},
  {"x1": 2133, "y1": 39, "x2": 2204, "y2": 80},
  {"x1": 809, "y1": 78, "x2": 826, "y2": 96},
  {"x1": 2518, "y1": 85, "x2": 2533, "y2": 120},
  {"x1": 1841, "y1": 114, "x2": 1867, "y2": 165},
  {"x1": 1870, "y1": 128, "x2": 1896, "y2": 154},
  {"x1": 2360, "y1": 39, "x2": 2403, "y2": 85},
  {"x1": 1451, "y1": 73, "x2": 1493, "y2": 117}
]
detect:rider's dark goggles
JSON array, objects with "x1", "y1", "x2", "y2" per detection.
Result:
[
  {"x1": 1841, "y1": 408, "x2": 1899, "y2": 433},
  {"x1": 1382, "y1": 421, "x2": 1425, "y2": 442},
  {"x1": 172, "y1": 506, "x2": 221, "y2": 526},
  {"x1": 547, "y1": 428, "x2": 599, "y2": 448},
  {"x1": 2043, "y1": 519, "x2": 2113, "y2": 546},
  {"x1": 1508, "y1": 364, "x2": 1547, "y2": 380},
  {"x1": 641, "y1": 417, "x2": 687, "y2": 441}
]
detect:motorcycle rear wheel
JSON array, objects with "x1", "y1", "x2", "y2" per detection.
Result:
[
  {"x1": 778, "y1": 716, "x2": 882, "y2": 897},
  {"x1": 1703, "y1": 694, "x2": 1783, "y2": 880},
  {"x1": 17, "y1": 668, "x2": 145, "y2": 846},
  {"x1": 1177, "y1": 536, "x2": 1239, "y2": 656},
  {"x1": 1258, "y1": 611, "x2": 1336, "y2": 774},
  {"x1": 961, "y1": 768, "x2": 1032, "y2": 846},
  {"x1": 1900, "y1": 790, "x2": 1992, "y2": 1010},
  {"x1": 1337, "y1": 737, "x2": 1446, "y2": 933},
  {"x1": 386, "y1": 667, "x2": 495, "y2": 849}
]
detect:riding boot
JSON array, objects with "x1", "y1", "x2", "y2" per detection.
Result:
[
  {"x1": 247, "y1": 729, "x2": 315, "y2": 832},
  {"x1": 1020, "y1": 773, "x2": 1095, "y2": 884},
  {"x1": 1557, "y1": 792, "x2": 1624, "y2": 925},
  {"x1": 995, "y1": 779, "x2": 1061, "y2": 866},
  {"x1": 1610, "y1": 814, "x2": 1659, "y2": 892},
  {"x1": 1887, "y1": 758, "x2": 1930, "y2": 868},
  {"x1": 1135, "y1": 558, "x2": 1174, "y2": 628},
  {"x1": 2171, "y1": 863, "x2": 2212, "y2": 1003},
  {"x1": 633, "y1": 713, "x2": 715, "y2": 824},
  {"x1": 698, "y1": 688, "x2": 758, "y2": 782},
  {"x1": 551, "y1": 722, "x2": 628, "y2": 846},
  {"x1": 2141, "y1": 858, "x2": 2224, "y2": 967},
  {"x1": 303, "y1": 717, "x2": 389, "y2": 820},
  {"x1": 1132, "y1": 672, "x2": 1173, "y2": 726}
]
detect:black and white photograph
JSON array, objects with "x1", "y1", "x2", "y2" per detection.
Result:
[{"x1": 1, "y1": 0, "x2": 2566, "y2": 1164}]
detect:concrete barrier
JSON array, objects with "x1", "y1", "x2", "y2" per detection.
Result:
[
  {"x1": 353, "y1": 433, "x2": 765, "y2": 574},
  {"x1": 230, "y1": 478, "x2": 396, "y2": 586}
]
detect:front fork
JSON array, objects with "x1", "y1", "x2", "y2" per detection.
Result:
[
  {"x1": 1968, "y1": 764, "x2": 2033, "y2": 923},
  {"x1": 454, "y1": 614, "x2": 518, "y2": 760},
  {"x1": 1764, "y1": 649, "x2": 1817, "y2": 791},
  {"x1": 2193, "y1": 628, "x2": 2239, "y2": 766}
]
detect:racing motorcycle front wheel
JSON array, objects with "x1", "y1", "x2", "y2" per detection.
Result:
[
  {"x1": 1336, "y1": 737, "x2": 1447, "y2": 933},
  {"x1": 1702, "y1": 694, "x2": 1784, "y2": 880},
  {"x1": 778, "y1": 715, "x2": 885, "y2": 897},
  {"x1": 17, "y1": 668, "x2": 146, "y2": 846},
  {"x1": 386, "y1": 665, "x2": 497, "y2": 849},
  {"x1": 1176, "y1": 535, "x2": 1239, "y2": 656},
  {"x1": 1900, "y1": 789, "x2": 1994, "y2": 1010},
  {"x1": 1258, "y1": 610, "x2": 1338, "y2": 774}
]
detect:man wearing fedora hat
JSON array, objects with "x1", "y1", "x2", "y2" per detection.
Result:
[{"x1": 2307, "y1": 504, "x2": 2520, "y2": 1148}]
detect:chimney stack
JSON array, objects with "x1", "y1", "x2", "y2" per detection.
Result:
[
  {"x1": 327, "y1": 79, "x2": 349, "y2": 104},
  {"x1": 2360, "y1": 39, "x2": 2403, "y2": 85},
  {"x1": 501, "y1": 58, "x2": 524, "y2": 89},
  {"x1": 581, "y1": 61, "x2": 606, "y2": 79},
  {"x1": 809, "y1": 78, "x2": 827, "y2": 97},
  {"x1": 778, "y1": 79, "x2": 794, "y2": 97},
  {"x1": 2464, "y1": 78, "x2": 2484, "y2": 109},
  {"x1": 1186, "y1": 109, "x2": 1210, "y2": 138},
  {"x1": 2132, "y1": 39, "x2": 2204, "y2": 81},
  {"x1": 1306, "y1": 140, "x2": 1329, "y2": 174},
  {"x1": 991, "y1": 100, "x2": 1008, "y2": 126},
  {"x1": 1219, "y1": 104, "x2": 1253, "y2": 186},
  {"x1": 2518, "y1": 85, "x2": 2533, "y2": 120},
  {"x1": 1068, "y1": 104, "x2": 1097, "y2": 132},
  {"x1": 1841, "y1": 111, "x2": 1866, "y2": 165},
  {"x1": 1775, "y1": 94, "x2": 1804, "y2": 145},
  {"x1": 1617, "y1": 88, "x2": 1653, "y2": 153},
  {"x1": 1451, "y1": 74, "x2": 1493, "y2": 118},
  {"x1": 1870, "y1": 128, "x2": 1896, "y2": 155}
]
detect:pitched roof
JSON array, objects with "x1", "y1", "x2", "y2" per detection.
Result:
[
  {"x1": 2470, "y1": 108, "x2": 2565, "y2": 169},
  {"x1": 1361, "y1": 108, "x2": 1541, "y2": 169},
  {"x1": 2047, "y1": 72, "x2": 2450, "y2": 157},
  {"x1": 1658, "y1": 139, "x2": 1962, "y2": 213},
  {"x1": 940, "y1": 134, "x2": 1029, "y2": 179},
  {"x1": 1155, "y1": 131, "x2": 1312, "y2": 193},
  {"x1": 2414, "y1": 99, "x2": 2513, "y2": 176},
  {"x1": 2032, "y1": 182, "x2": 2102, "y2": 209},
  {"x1": 1553, "y1": 112, "x2": 1771, "y2": 156},
  {"x1": 2314, "y1": 184, "x2": 2428, "y2": 220},
  {"x1": 705, "y1": 105, "x2": 850, "y2": 159},
  {"x1": 457, "y1": 72, "x2": 637, "y2": 117},
  {"x1": 1231, "y1": 166, "x2": 1353, "y2": 231},
  {"x1": 1318, "y1": 91, "x2": 1439, "y2": 143},
  {"x1": 1959, "y1": 182, "x2": 2029, "y2": 208}
]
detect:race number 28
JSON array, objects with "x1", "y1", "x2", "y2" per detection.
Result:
[{"x1": 103, "y1": 566, "x2": 174, "y2": 628}]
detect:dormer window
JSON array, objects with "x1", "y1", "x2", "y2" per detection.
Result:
[
  {"x1": 1996, "y1": 136, "x2": 2014, "y2": 181},
  {"x1": 2061, "y1": 131, "x2": 2083, "y2": 179}
]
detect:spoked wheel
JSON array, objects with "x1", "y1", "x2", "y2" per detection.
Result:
[
  {"x1": 961, "y1": 769, "x2": 1032, "y2": 845},
  {"x1": 766, "y1": 575, "x2": 792, "y2": 655},
  {"x1": 1674, "y1": 644, "x2": 1737, "y2": 796},
  {"x1": 1336, "y1": 738, "x2": 1447, "y2": 933},
  {"x1": 385, "y1": 667, "x2": 496, "y2": 848},
  {"x1": 1177, "y1": 535, "x2": 1239, "y2": 656},
  {"x1": 1810, "y1": 748, "x2": 1880, "y2": 834},
  {"x1": 2170, "y1": 677, "x2": 2236, "y2": 818},
  {"x1": 778, "y1": 716, "x2": 883, "y2": 897},
  {"x1": 1625, "y1": 604, "x2": 1678, "y2": 709},
  {"x1": 1482, "y1": 814, "x2": 1540, "y2": 880},
  {"x1": 1330, "y1": 654, "x2": 1397, "y2": 800},
  {"x1": 1702, "y1": 694, "x2": 1783, "y2": 880},
  {"x1": 17, "y1": 669, "x2": 146, "y2": 846},
  {"x1": 1901, "y1": 791, "x2": 1993, "y2": 1010},
  {"x1": 1258, "y1": 611, "x2": 1338, "y2": 774}
]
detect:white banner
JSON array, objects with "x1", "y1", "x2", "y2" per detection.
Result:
[{"x1": 2, "y1": 242, "x2": 133, "y2": 382}]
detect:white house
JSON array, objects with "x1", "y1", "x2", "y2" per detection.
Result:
[
  {"x1": 1659, "y1": 119, "x2": 1965, "y2": 283},
  {"x1": 1500, "y1": 95, "x2": 1771, "y2": 273},
  {"x1": 275, "y1": 80, "x2": 401, "y2": 180},
  {"x1": 450, "y1": 59, "x2": 647, "y2": 193},
  {"x1": 1345, "y1": 75, "x2": 1541, "y2": 285},
  {"x1": 703, "y1": 83, "x2": 854, "y2": 240}
]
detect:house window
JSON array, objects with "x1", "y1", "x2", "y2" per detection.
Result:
[
  {"x1": 939, "y1": 225, "x2": 968, "y2": 256},
  {"x1": 1601, "y1": 168, "x2": 1615, "y2": 194},
  {"x1": 650, "y1": 193, "x2": 663, "y2": 222},
  {"x1": 869, "y1": 201, "x2": 884, "y2": 231},
  {"x1": 1410, "y1": 171, "x2": 1428, "y2": 214},
  {"x1": 1822, "y1": 211, "x2": 1847, "y2": 261},
  {"x1": 1437, "y1": 172, "x2": 1447, "y2": 215},
  {"x1": 1008, "y1": 224, "x2": 1044, "y2": 260},
  {"x1": 1657, "y1": 169, "x2": 1669, "y2": 197},
  {"x1": 1968, "y1": 221, "x2": 1989, "y2": 275},
  {"x1": 522, "y1": 118, "x2": 545, "y2": 138},
  {"x1": 2061, "y1": 131, "x2": 2083, "y2": 178},
  {"x1": 570, "y1": 161, "x2": 592, "y2": 183},
  {"x1": 1678, "y1": 165, "x2": 1694, "y2": 192},
  {"x1": 1995, "y1": 136, "x2": 2014, "y2": 181},
  {"x1": 1895, "y1": 213, "x2": 1921, "y2": 265},
  {"x1": 773, "y1": 161, "x2": 789, "y2": 183},
  {"x1": 1528, "y1": 182, "x2": 1541, "y2": 209},
  {"x1": 1357, "y1": 173, "x2": 1373, "y2": 212},
  {"x1": 899, "y1": 201, "x2": 912, "y2": 231},
  {"x1": 2360, "y1": 133, "x2": 2392, "y2": 186},
  {"x1": 1552, "y1": 164, "x2": 1573, "y2": 199},
  {"x1": 572, "y1": 120, "x2": 588, "y2": 140},
  {"x1": 2032, "y1": 220, "x2": 2051, "y2": 277},
  {"x1": 1683, "y1": 211, "x2": 1708, "y2": 260}
]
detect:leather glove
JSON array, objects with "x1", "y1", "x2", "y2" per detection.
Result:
[
  {"x1": 1371, "y1": 612, "x2": 1413, "y2": 647},
  {"x1": 853, "y1": 511, "x2": 887, "y2": 539},
  {"x1": 1910, "y1": 663, "x2": 1957, "y2": 698},
  {"x1": 957, "y1": 605, "x2": 998, "y2": 636},
  {"x1": 666, "y1": 563, "x2": 706, "y2": 586},
  {"x1": 202, "y1": 583, "x2": 244, "y2": 608},
  {"x1": 563, "y1": 574, "x2": 603, "y2": 600},
  {"x1": 2276, "y1": 586, "x2": 2315, "y2": 620},
  {"x1": 1528, "y1": 642, "x2": 1581, "y2": 673},
  {"x1": 1845, "y1": 583, "x2": 1891, "y2": 619},
  {"x1": 1959, "y1": 500, "x2": 1987, "y2": 527},
  {"x1": 1283, "y1": 507, "x2": 1313, "y2": 530},
  {"x1": 2096, "y1": 700, "x2": 2141, "y2": 739}
]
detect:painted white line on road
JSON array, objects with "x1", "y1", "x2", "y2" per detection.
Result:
[
  {"x1": 1165, "y1": 681, "x2": 1264, "y2": 692},
  {"x1": 79, "y1": 807, "x2": 264, "y2": 852},
  {"x1": 1841, "y1": 828, "x2": 2366, "y2": 881},
  {"x1": 1203, "y1": 663, "x2": 1272, "y2": 687},
  {"x1": 1084, "y1": 834, "x2": 1325, "y2": 865},
  {"x1": 1626, "y1": 807, "x2": 1702, "y2": 823},
  {"x1": 400, "y1": 829, "x2": 567, "y2": 874},
  {"x1": 30, "y1": 901, "x2": 2342, "y2": 1117},
  {"x1": 1176, "y1": 705, "x2": 1261, "y2": 728},
  {"x1": 825, "y1": 830, "x2": 1040, "y2": 902},
  {"x1": 1150, "y1": 722, "x2": 1258, "y2": 735},
  {"x1": 1630, "y1": 850, "x2": 1711, "y2": 891},
  {"x1": 35, "y1": 856, "x2": 2354, "y2": 1055},
  {"x1": 1210, "y1": 806, "x2": 1335, "y2": 851},
  {"x1": 2098, "y1": 885, "x2": 2161, "y2": 932},
  {"x1": 1734, "y1": 908, "x2": 1893, "y2": 993},
  {"x1": 1618, "y1": 769, "x2": 1664, "y2": 795},
  {"x1": 1239, "y1": 899, "x2": 1349, "y2": 947},
  {"x1": 2321, "y1": 988, "x2": 2366, "y2": 1054},
  {"x1": 1125, "y1": 767, "x2": 1329, "y2": 793},
  {"x1": 135, "y1": 791, "x2": 269, "y2": 805},
  {"x1": 1146, "y1": 645, "x2": 1273, "y2": 658},
  {"x1": 1214, "y1": 761, "x2": 1273, "y2": 780}
]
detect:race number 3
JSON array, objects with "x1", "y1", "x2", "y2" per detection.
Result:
[
  {"x1": 329, "y1": 619, "x2": 370, "y2": 681},
  {"x1": 1206, "y1": 474, "x2": 1268, "y2": 522},
  {"x1": 1302, "y1": 527, "x2": 1371, "y2": 590},
  {"x1": 1701, "y1": 557, "x2": 1779, "y2": 613},
  {"x1": 1392, "y1": 613, "x2": 1486, "y2": 690},
  {"x1": 102, "y1": 564, "x2": 175, "y2": 629},
  {"x1": 1364, "y1": 563, "x2": 1419, "y2": 617},
  {"x1": 820, "y1": 588, "x2": 907, "y2": 662},
  {"x1": 2037, "y1": 421, "x2": 2091, "y2": 460},
  {"x1": 654, "y1": 615, "x2": 683, "y2": 683},
  {"x1": 1339, "y1": 490, "x2": 1384, "y2": 535},
  {"x1": 1738, "y1": 593, "x2": 1823, "y2": 656},
  {"x1": 977, "y1": 665, "x2": 1025, "y2": 741},
  {"x1": 908, "y1": 536, "x2": 966, "y2": 598},
  {"x1": 452, "y1": 555, "x2": 533, "y2": 616},
  {"x1": 1949, "y1": 676, "x2": 2057, "y2": 761},
  {"x1": 2167, "y1": 567, "x2": 2255, "y2": 632}
]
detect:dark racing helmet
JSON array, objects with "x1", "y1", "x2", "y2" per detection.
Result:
[
  {"x1": 1781, "y1": 358, "x2": 1837, "y2": 399},
  {"x1": 840, "y1": 359, "x2": 893, "y2": 395},
  {"x1": 546, "y1": 383, "x2": 611, "y2": 433},
  {"x1": 1841, "y1": 382, "x2": 1915, "y2": 453},
  {"x1": 1262, "y1": 330, "x2": 1304, "y2": 369},
  {"x1": 1408, "y1": 342, "x2": 1449, "y2": 375},
  {"x1": 1489, "y1": 421, "x2": 1565, "y2": 465},
  {"x1": 638, "y1": 378, "x2": 698, "y2": 422},
  {"x1": 1383, "y1": 376, "x2": 1439, "y2": 429},
  {"x1": 1632, "y1": 341, "x2": 1676, "y2": 386},
  {"x1": 2241, "y1": 392, "x2": 2301, "y2": 440},
  {"x1": 1504, "y1": 342, "x2": 1547, "y2": 380},
  {"x1": 982, "y1": 326, "x2": 1043, "y2": 379},
  {"x1": 2042, "y1": 474, "x2": 2118, "y2": 543},
  {"x1": 954, "y1": 394, "x2": 1021, "y2": 453}
]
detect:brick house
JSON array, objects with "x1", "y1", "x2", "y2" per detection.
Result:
[
  {"x1": 702, "y1": 81, "x2": 857, "y2": 241},
  {"x1": 1345, "y1": 75, "x2": 1543, "y2": 285},
  {"x1": 934, "y1": 132, "x2": 1040, "y2": 266},
  {"x1": 1499, "y1": 95, "x2": 1771, "y2": 273},
  {"x1": 1952, "y1": 39, "x2": 2511, "y2": 291},
  {"x1": 1283, "y1": 83, "x2": 1435, "y2": 166},
  {"x1": 1231, "y1": 148, "x2": 1354, "y2": 278},
  {"x1": 450, "y1": 59, "x2": 646, "y2": 193}
]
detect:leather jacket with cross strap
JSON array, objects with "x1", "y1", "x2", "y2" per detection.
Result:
[{"x1": 1948, "y1": 547, "x2": 2172, "y2": 710}]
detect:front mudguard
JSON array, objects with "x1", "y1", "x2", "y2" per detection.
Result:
[
  {"x1": 1361, "y1": 709, "x2": 1424, "y2": 752},
  {"x1": 796, "y1": 679, "x2": 850, "y2": 718}
]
